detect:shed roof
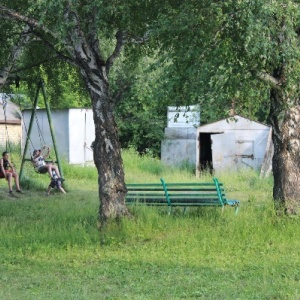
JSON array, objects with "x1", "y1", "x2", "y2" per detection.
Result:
[
  {"x1": 197, "y1": 115, "x2": 270, "y2": 132},
  {"x1": 0, "y1": 94, "x2": 22, "y2": 125}
]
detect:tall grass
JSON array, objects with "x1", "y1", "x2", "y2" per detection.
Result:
[{"x1": 0, "y1": 149, "x2": 300, "y2": 299}]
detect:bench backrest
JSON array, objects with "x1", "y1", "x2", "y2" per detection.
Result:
[
  {"x1": 126, "y1": 183, "x2": 167, "y2": 204},
  {"x1": 126, "y1": 178, "x2": 228, "y2": 207},
  {"x1": 160, "y1": 178, "x2": 226, "y2": 206}
]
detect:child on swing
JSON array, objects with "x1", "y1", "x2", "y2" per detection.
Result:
[{"x1": 32, "y1": 146, "x2": 63, "y2": 181}]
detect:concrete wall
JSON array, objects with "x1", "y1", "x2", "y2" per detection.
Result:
[
  {"x1": 0, "y1": 124, "x2": 22, "y2": 147},
  {"x1": 161, "y1": 105, "x2": 200, "y2": 167},
  {"x1": 161, "y1": 127, "x2": 197, "y2": 167},
  {"x1": 0, "y1": 95, "x2": 22, "y2": 148}
]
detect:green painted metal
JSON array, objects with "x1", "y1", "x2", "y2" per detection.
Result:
[
  {"x1": 213, "y1": 177, "x2": 225, "y2": 206},
  {"x1": 126, "y1": 178, "x2": 240, "y2": 215},
  {"x1": 160, "y1": 178, "x2": 171, "y2": 206},
  {"x1": 19, "y1": 80, "x2": 63, "y2": 180},
  {"x1": 213, "y1": 177, "x2": 239, "y2": 215},
  {"x1": 40, "y1": 80, "x2": 63, "y2": 179},
  {"x1": 19, "y1": 83, "x2": 41, "y2": 179}
]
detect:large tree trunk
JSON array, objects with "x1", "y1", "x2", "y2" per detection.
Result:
[
  {"x1": 74, "y1": 43, "x2": 130, "y2": 225},
  {"x1": 269, "y1": 88, "x2": 300, "y2": 214},
  {"x1": 91, "y1": 86, "x2": 130, "y2": 224}
]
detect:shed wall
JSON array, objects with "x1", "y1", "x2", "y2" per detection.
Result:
[
  {"x1": 196, "y1": 116, "x2": 271, "y2": 175},
  {"x1": 68, "y1": 109, "x2": 94, "y2": 164},
  {"x1": 22, "y1": 109, "x2": 70, "y2": 161},
  {"x1": 161, "y1": 127, "x2": 197, "y2": 167},
  {"x1": 22, "y1": 109, "x2": 94, "y2": 164},
  {"x1": 161, "y1": 105, "x2": 200, "y2": 167}
]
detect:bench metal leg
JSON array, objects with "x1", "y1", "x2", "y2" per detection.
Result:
[{"x1": 235, "y1": 206, "x2": 239, "y2": 215}]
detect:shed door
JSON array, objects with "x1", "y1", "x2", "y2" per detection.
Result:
[{"x1": 211, "y1": 132, "x2": 235, "y2": 171}]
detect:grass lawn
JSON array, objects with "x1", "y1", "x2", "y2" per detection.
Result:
[{"x1": 0, "y1": 149, "x2": 300, "y2": 299}]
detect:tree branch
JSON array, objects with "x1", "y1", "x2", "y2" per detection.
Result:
[
  {"x1": 0, "y1": 5, "x2": 57, "y2": 40},
  {"x1": 106, "y1": 31, "x2": 125, "y2": 74},
  {"x1": 0, "y1": 25, "x2": 31, "y2": 88},
  {"x1": 126, "y1": 30, "x2": 151, "y2": 44},
  {"x1": 257, "y1": 71, "x2": 281, "y2": 89},
  {"x1": 32, "y1": 31, "x2": 76, "y2": 66}
]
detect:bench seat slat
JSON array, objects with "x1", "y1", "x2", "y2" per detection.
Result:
[
  {"x1": 169, "y1": 202, "x2": 222, "y2": 206},
  {"x1": 164, "y1": 183, "x2": 216, "y2": 187},
  {"x1": 165, "y1": 188, "x2": 219, "y2": 192},
  {"x1": 170, "y1": 200, "x2": 221, "y2": 204},
  {"x1": 126, "y1": 196, "x2": 166, "y2": 200},
  {"x1": 167, "y1": 193, "x2": 219, "y2": 197},
  {"x1": 127, "y1": 188, "x2": 163, "y2": 193}
]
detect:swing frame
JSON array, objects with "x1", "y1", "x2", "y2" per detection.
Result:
[{"x1": 19, "y1": 80, "x2": 63, "y2": 180}]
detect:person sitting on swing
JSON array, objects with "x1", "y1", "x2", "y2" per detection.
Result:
[
  {"x1": 32, "y1": 146, "x2": 63, "y2": 181},
  {"x1": 0, "y1": 151, "x2": 23, "y2": 194}
]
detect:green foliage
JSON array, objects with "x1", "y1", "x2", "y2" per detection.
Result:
[
  {"x1": 0, "y1": 0, "x2": 169, "y2": 156},
  {"x1": 148, "y1": 0, "x2": 300, "y2": 124},
  {"x1": 3, "y1": 0, "x2": 300, "y2": 159},
  {"x1": 113, "y1": 55, "x2": 168, "y2": 156}
]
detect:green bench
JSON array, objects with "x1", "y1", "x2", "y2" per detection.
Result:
[{"x1": 126, "y1": 178, "x2": 240, "y2": 215}]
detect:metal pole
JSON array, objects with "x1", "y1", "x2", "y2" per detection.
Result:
[
  {"x1": 40, "y1": 80, "x2": 64, "y2": 179},
  {"x1": 19, "y1": 84, "x2": 41, "y2": 180}
]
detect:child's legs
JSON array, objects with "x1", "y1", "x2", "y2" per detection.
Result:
[
  {"x1": 59, "y1": 187, "x2": 66, "y2": 194},
  {"x1": 51, "y1": 164, "x2": 61, "y2": 177},
  {"x1": 12, "y1": 172, "x2": 20, "y2": 190},
  {"x1": 5, "y1": 173, "x2": 13, "y2": 191},
  {"x1": 46, "y1": 164, "x2": 53, "y2": 177}
]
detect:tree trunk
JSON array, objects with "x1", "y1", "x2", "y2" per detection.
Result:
[
  {"x1": 270, "y1": 88, "x2": 300, "y2": 214},
  {"x1": 92, "y1": 89, "x2": 130, "y2": 224},
  {"x1": 74, "y1": 45, "x2": 130, "y2": 225}
]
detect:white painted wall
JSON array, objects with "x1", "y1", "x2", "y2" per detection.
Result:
[
  {"x1": 68, "y1": 109, "x2": 94, "y2": 164},
  {"x1": 22, "y1": 108, "x2": 95, "y2": 164}
]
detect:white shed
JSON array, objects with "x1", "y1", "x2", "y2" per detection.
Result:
[
  {"x1": 22, "y1": 108, "x2": 95, "y2": 165},
  {"x1": 196, "y1": 115, "x2": 272, "y2": 175}
]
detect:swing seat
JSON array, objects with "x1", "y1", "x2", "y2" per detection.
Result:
[
  {"x1": 35, "y1": 167, "x2": 48, "y2": 174},
  {"x1": 0, "y1": 170, "x2": 13, "y2": 179}
]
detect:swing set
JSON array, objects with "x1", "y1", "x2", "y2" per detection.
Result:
[
  {"x1": 19, "y1": 79, "x2": 64, "y2": 180},
  {"x1": 1, "y1": 78, "x2": 63, "y2": 182}
]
